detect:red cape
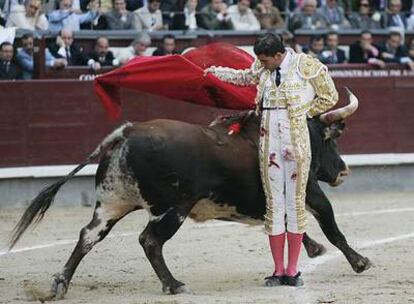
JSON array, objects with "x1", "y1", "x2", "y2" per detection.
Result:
[{"x1": 94, "y1": 43, "x2": 257, "y2": 121}]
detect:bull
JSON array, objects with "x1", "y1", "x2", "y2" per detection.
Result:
[{"x1": 10, "y1": 89, "x2": 371, "y2": 298}]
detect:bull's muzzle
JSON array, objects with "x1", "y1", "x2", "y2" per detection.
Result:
[{"x1": 329, "y1": 167, "x2": 350, "y2": 187}]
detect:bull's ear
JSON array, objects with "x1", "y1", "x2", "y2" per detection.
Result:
[{"x1": 323, "y1": 122, "x2": 345, "y2": 140}]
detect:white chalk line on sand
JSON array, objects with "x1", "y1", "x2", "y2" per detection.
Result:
[
  {"x1": 1, "y1": 206, "x2": 414, "y2": 258},
  {"x1": 303, "y1": 232, "x2": 414, "y2": 273}
]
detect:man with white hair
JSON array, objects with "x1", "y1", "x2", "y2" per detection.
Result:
[
  {"x1": 6, "y1": 0, "x2": 48, "y2": 30},
  {"x1": 115, "y1": 32, "x2": 152, "y2": 65},
  {"x1": 289, "y1": 0, "x2": 328, "y2": 31},
  {"x1": 227, "y1": 0, "x2": 260, "y2": 31}
]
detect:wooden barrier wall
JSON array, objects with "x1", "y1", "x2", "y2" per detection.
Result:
[{"x1": 0, "y1": 76, "x2": 413, "y2": 167}]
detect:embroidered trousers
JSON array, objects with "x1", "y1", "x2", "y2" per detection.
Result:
[{"x1": 259, "y1": 109, "x2": 309, "y2": 235}]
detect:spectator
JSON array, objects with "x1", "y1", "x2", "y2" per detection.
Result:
[
  {"x1": 319, "y1": 0, "x2": 350, "y2": 29},
  {"x1": 319, "y1": 32, "x2": 346, "y2": 64},
  {"x1": 87, "y1": 36, "x2": 119, "y2": 71},
  {"x1": 48, "y1": 28, "x2": 88, "y2": 65},
  {"x1": 349, "y1": 30, "x2": 384, "y2": 68},
  {"x1": 349, "y1": 0, "x2": 381, "y2": 29},
  {"x1": 289, "y1": 0, "x2": 328, "y2": 32},
  {"x1": 0, "y1": 41, "x2": 20, "y2": 79},
  {"x1": 199, "y1": 0, "x2": 233, "y2": 30},
  {"x1": 380, "y1": 0, "x2": 407, "y2": 29},
  {"x1": 152, "y1": 34, "x2": 179, "y2": 56},
  {"x1": 378, "y1": 31, "x2": 414, "y2": 69},
  {"x1": 47, "y1": 0, "x2": 99, "y2": 31},
  {"x1": 16, "y1": 33, "x2": 66, "y2": 79},
  {"x1": 303, "y1": 35, "x2": 325, "y2": 58},
  {"x1": 254, "y1": 0, "x2": 284, "y2": 29},
  {"x1": 6, "y1": 0, "x2": 49, "y2": 30},
  {"x1": 134, "y1": 0, "x2": 163, "y2": 30},
  {"x1": 116, "y1": 32, "x2": 151, "y2": 64},
  {"x1": 171, "y1": 0, "x2": 201, "y2": 30},
  {"x1": 104, "y1": 0, "x2": 138, "y2": 30},
  {"x1": 227, "y1": 0, "x2": 260, "y2": 31}
]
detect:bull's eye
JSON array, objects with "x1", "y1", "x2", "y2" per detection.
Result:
[{"x1": 324, "y1": 125, "x2": 343, "y2": 140}]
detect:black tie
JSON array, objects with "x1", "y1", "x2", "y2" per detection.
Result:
[
  {"x1": 65, "y1": 47, "x2": 71, "y2": 64},
  {"x1": 275, "y1": 67, "x2": 281, "y2": 87}
]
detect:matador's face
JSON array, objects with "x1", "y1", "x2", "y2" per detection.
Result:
[{"x1": 257, "y1": 53, "x2": 285, "y2": 71}]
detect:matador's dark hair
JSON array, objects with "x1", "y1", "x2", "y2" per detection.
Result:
[{"x1": 253, "y1": 33, "x2": 285, "y2": 57}]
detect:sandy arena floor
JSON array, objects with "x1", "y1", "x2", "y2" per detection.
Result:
[{"x1": 0, "y1": 192, "x2": 414, "y2": 304}]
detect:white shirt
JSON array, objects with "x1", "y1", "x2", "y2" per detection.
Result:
[
  {"x1": 271, "y1": 50, "x2": 292, "y2": 84},
  {"x1": 184, "y1": 7, "x2": 197, "y2": 30},
  {"x1": 227, "y1": 5, "x2": 260, "y2": 31}
]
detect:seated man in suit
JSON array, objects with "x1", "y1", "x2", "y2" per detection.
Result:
[
  {"x1": 289, "y1": 0, "x2": 328, "y2": 31},
  {"x1": 87, "y1": 37, "x2": 119, "y2": 71},
  {"x1": 0, "y1": 41, "x2": 20, "y2": 80},
  {"x1": 380, "y1": 0, "x2": 407, "y2": 29},
  {"x1": 378, "y1": 31, "x2": 414, "y2": 69},
  {"x1": 199, "y1": 0, "x2": 233, "y2": 30},
  {"x1": 48, "y1": 28, "x2": 88, "y2": 66},
  {"x1": 16, "y1": 33, "x2": 67, "y2": 79},
  {"x1": 152, "y1": 34, "x2": 179, "y2": 56},
  {"x1": 319, "y1": 0, "x2": 351, "y2": 29},
  {"x1": 319, "y1": 32, "x2": 346, "y2": 64},
  {"x1": 105, "y1": 0, "x2": 140, "y2": 29},
  {"x1": 349, "y1": 30, "x2": 385, "y2": 68},
  {"x1": 303, "y1": 35, "x2": 325, "y2": 58}
]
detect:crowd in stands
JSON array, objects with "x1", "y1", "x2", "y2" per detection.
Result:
[
  {"x1": 2, "y1": 0, "x2": 414, "y2": 32},
  {"x1": 2, "y1": 28, "x2": 414, "y2": 80},
  {"x1": 2, "y1": 0, "x2": 414, "y2": 79}
]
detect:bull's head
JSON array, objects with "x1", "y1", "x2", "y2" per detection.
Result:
[{"x1": 313, "y1": 88, "x2": 359, "y2": 187}]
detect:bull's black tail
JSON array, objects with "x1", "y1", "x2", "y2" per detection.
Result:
[{"x1": 9, "y1": 122, "x2": 133, "y2": 250}]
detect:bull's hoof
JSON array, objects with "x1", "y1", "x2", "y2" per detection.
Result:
[
  {"x1": 51, "y1": 273, "x2": 68, "y2": 300},
  {"x1": 352, "y1": 257, "x2": 373, "y2": 273},
  {"x1": 305, "y1": 243, "x2": 327, "y2": 258},
  {"x1": 162, "y1": 283, "x2": 192, "y2": 295}
]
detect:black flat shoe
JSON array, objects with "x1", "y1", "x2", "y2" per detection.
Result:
[
  {"x1": 285, "y1": 272, "x2": 304, "y2": 287},
  {"x1": 264, "y1": 274, "x2": 285, "y2": 287}
]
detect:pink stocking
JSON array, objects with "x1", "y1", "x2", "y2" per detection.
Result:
[
  {"x1": 286, "y1": 232, "x2": 304, "y2": 276},
  {"x1": 268, "y1": 233, "x2": 286, "y2": 276}
]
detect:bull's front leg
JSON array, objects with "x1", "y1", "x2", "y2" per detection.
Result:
[
  {"x1": 139, "y1": 204, "x2": 194, "y2": 294},
  {"x1": 305, "y1": 178, "x2": 372, "y2": 273},
  {"x1": 302, "y1": 232, "x2": 327, "y2": 258}
]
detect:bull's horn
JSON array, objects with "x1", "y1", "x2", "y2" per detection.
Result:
[{"x1": 320, "y1": 87, "x2": 359, "y2": 124}]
